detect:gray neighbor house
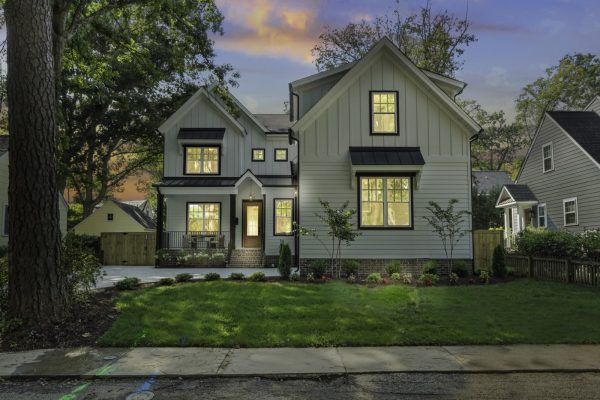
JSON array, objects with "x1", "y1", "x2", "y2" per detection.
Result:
[
  {"x1": 496, "y1": 96, "x2": 600, "y2": 248},
  {"x1": 154, "y1": 37, "x2": 482, "y2": 274}
]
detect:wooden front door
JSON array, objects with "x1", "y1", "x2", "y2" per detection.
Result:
[{"x1": 242, "y1": 200, "x2": 262, "y2": 248}]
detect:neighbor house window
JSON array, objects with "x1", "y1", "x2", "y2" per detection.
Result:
[
  {"x1": 107, "y1": 213, "x2": 114, "y2": 221},
  {"x1": 274, "y1": 199, "x2": 293, "y2": 235},
  {"x1": 252, "y1": 148, "x2": 265, "y2": 161},
  {"x1": 185, "y1": 146, "x2": 219, "y2": 175},
  {"x1": 274, "y1": 148, "x2": 288, "y2": 161},
  {"x1": 371, "y1": 91, "x2": 398, "y2": 134},
  {"x1": 2, "y1": 205, "x2": 7, "y2": 236},
  {"x1": 359, "y1": 176, "x2": 411, "y2": 228},
  {"x1": 563, "y1": 198, "x2": 578, "y2": 226},
  {"x1": 537, "y1": 204, "x2": 546, "y2": 228},
  {"x1": 542, "y1": 142, "x2": 553, "y2": 173},
  {"x1": 187, "y1": 203, "x2": 220, "y2": 232}
]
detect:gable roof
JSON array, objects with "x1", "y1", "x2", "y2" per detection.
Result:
[
  {"x1": 473, "y1": 171, "x2": 512, "y2": 193},
  {"x1": 114, "y1": 200, "x2": 156, "y2": 229},
  {"x1": 547, "y1": 111, "x2": 600, "y2": 166},
  {"x1": 253, "y1": 114, "x2": 291, "y2": 134},
  {"x1": 291, "y1": 37, "x2": 481, "y2": 135},
  {"x1": 496, "y1": 184, "x2": 538, "y2": 208}
]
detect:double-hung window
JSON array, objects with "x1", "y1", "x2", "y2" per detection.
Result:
[
  {"x1": 371, "y1": 91, "x2": 398, "y2": 134},
  {"x1": 542, "y1": 143, "x2": 553, "y2": 173},
  {"x1": 274, "y1": 199, "x2": 293, "y2": 235},
  {"x1": 187, "y1": 203, "x2": 220, "y2": 232},
  {"x1": 537, "y1": 203, "x2": 546, "y2": 228},
  {"x1": 185, "y1": 146, "x2": 220, "y2": 175},
  {"x1": 359, "y1": 176, "x2": 411, "y2": 228},
  {"x1": 563, "y1": 198, "x2": 578, "y2": 226}
]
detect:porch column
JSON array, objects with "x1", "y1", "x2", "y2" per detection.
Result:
[
  {"x1": 230, "y1": 194, "x2": 236, "y2": 250},
  {"x1": 156, "y1": 191, "x2": 164, "y2": 252}
]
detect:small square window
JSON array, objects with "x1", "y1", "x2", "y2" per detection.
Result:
[
  {"x1": 274, "y1": 148, "x2": 288, "y2": 161},
  {"x1": 107, "y1": 213, "x2": 114, "y2": 221},
  {"x1": 252, "y1": 148, "x2": 265, "y2": 161}
]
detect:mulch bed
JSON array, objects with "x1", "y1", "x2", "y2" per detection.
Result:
[{"x1": 0, "y1": 289, "x2": 119, "y2": 352}]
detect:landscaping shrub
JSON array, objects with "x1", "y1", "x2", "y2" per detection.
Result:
[
  {"x1": 479, "y1": 270, "x2": 490, "y2": 284},
  {"x1": 492, "y1": 245, "x2": 507, "y2": 278},
  {"x1": 158, "y1": 277, "x2": 175, "y2": 286},
  {"x1": 451, "y1": 260, "x2": 469, "y2": 277},
  {"x1": 175, "y1": 273, "x2": 193, "y2": 283},
  {"x1": 390, "y1": 272, "x2": 402, "y2": 281},
  {"x1": 63, "y1": 233, "x2": 103, "y2": 300},
  {"x1": 347, "y1": 273, "x2": 357, "y2": 283},
  {"x1": 115, "y1": 277, "x2": 141, "y2": 291},
  {"x1": 418, "y1": 273, "x2": 439, "y2": 286},
  {"x1": 342, "y1": 260, "x2": 360, "y2": 277},
  {"x1": 581, "y1": 229, "x2": 600, "y2": 262},
  {"x1": 366, "y1": 272, "x2": 383, "y2": 283},
  {"x1": 229, "y1": 272, "x2": 245, "y2": 280},
  {"x1": 309, "y1": 260, "x2": 328, "y2": 277},
  {"x1": 248, "y1": 271, "x2": 266, "y2": 282},
  {"x1": 449, "y1": 272, "x2": 459, "y2": 285},
  {"x1": 290, "y1": 272, "x2": 300, "y2": 281},
  {"x1": 385, "y1": 261, "x2": 403, "y2": 276},
  {"x1": 0, "y1": 246, "x2": 7, "y2": 258},
  {"x1": 210, "y1": 253, "x2": 226, "y2": 267},
  {"x1": 204, "y1": 272, "x2": 221, "y2": 281},
  {"x1": 306, "y1": 272, "x2": 315, "y2": 282},
  {"x1": 423, "y1": 260, "x2": 438, "y2": 274},
  {"x1": 64, "y1": 232, "x2": 103, "y2": 260},
  {"x1": 277, "y1": 242, "x2": 293, "y2": 280},
  {"x1": 400, "y1": 272, "x2": 413, "y2": 285},
  {"x1": 515, "y1": 227, "x2": 582, "y2": 259}
]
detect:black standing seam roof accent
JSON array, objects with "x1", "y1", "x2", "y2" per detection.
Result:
[
  {"x1": 177, "y1": 128, "x2": 225, "y2": 140},
  {"x1": 548, "y1": 111, "x2": 600, "y2": 164},
  {"x1": 156, "y1": 177, "x2": 238, "y2": 187},
  {"x1": 114, "y1": 201, "x2": 156, "y2": 229},
  {"x1": 349, "y1": 147, "x2": 426, "y2": 165},
  {"x1": 503, "y1": 184, "x2": 538, "y2": 202}
]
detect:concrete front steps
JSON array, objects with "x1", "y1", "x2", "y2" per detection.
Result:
[{"x1": 229, "y1": 249, "x2": 264, "y2": 267}]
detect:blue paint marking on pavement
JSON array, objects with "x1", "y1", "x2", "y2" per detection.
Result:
[{"x1": 134, "y1": 374, "x2": 158, "y2": 393}]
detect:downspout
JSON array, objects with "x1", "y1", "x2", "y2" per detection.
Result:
[{"x1": 289, "y1": 127, "x2": 300, "y2": 271}]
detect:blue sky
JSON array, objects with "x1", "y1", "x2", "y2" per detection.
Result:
[{"x1": 213, "y1": 0, "x2": 600, "y2": 120}]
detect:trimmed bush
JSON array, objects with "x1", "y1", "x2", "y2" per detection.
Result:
[
  {"x1": 581, "y1": 229, "x2": 600, "y2": 262},
  {"x1": 479, "y1": 269, "x2": 490, "y2": 284},
  {"x1": 158, "y1": 277, "x2": 175, "y2": 286},
  {"x1": 342, "y1": 260, "x2": 360, "y2": 277},
  {"x1": 248, "y1": 271, "x2": 266, "y2": 282},
  {"x1": 385, "y1": 261, "x2": 403, "y2": 276},
  {"x1": 418, "y1": 273, "x2": 439, "y2": 286},
  {"x1": 400, "y1": 272, "x2": 413, "y2": 285},
  {"x1": 390, "y1": 272, "x2": 401, "y2": 281},
  {"x1": 175, "y1": 273, "x2": 193, "y2": 283},
  {"x1": 449, "y1": 272, "x2": 459, "y2": 285},
  {"x1": 63, "y1": 232, "x2": 102, "y2": 260},
  {"x1": 277, "y1": 242, "x2": 293, "y2": 280},
  {"x1": 515, "y1": 227, "x2": 582, "y2": 259},
  {"x1": 115, "y1": 277, "x2": 141, "y2": 291},
  {"x1": 229, "y1": 272, "x2": 245, "y2": 280},
  {"x1": 492, "y1": 245, "x2": 507, "y2": 278},
  {"x1": 451, "y1": 260, "x2": 469, "y2": 277},
  {"x1": 210, "y1": 253, "x2": 226, "y2": 266},
  {"x1": 204, "y1": 272, "x2": 221, "y2": 281},
  {"x1": 366, "y1": 272, "x2": 383, "y2": 283},
  {"x1": 423, "y1": 260, "x2": 438, "y2": 274},
  {"x1": 309, "y1": 260, "x2": 328, "y2": 277},
  {"x1": 290, "y1": 272, "x2": 300, "y2": 281}
]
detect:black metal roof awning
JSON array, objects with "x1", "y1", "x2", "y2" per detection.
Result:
[
  {"x1": 177, "y1": 128, "x2": 225, "y2": 140},
  {"x1": 349, "y1": 147, "x2": 425, "y2": 165}
]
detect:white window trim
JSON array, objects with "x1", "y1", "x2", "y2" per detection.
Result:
[
  {"x1": 542, "y1": 142, "x2": 554, "y2": 173},
  {"x1": 563, "y1": 197, "x2": 578, "y2": 226},
  {"x1": 537, "y1": 203, "x2": 547, "y2": 228}
]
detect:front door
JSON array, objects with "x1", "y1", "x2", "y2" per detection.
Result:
[{"x1": 242, "y1": 200, "x2": 262, "y2": 248}]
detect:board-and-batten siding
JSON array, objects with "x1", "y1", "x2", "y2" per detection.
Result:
[
  {"x1": 298, "y1": 53, "x2": 472, "y2": 259},
  {"x1": 586, "y1": 97, "x2": 600, "y2": 114},
  {"x1": 518, "y1": 117, "x2": 600, "y2": 232}
]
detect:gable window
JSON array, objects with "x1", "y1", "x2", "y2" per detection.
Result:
[
  {"x1": 274, "y1": 199, "x2": 293, "y2": 235},
  {"x1": 542, "y1": 142, "x2": 554, "y2": 173},
  {"x1": 274, "y1": 148, "x2": 288, "y2": 161},
  {"x1": 187, "y1": 203, "x2": 220, "y2": 232},
  {"x1": 537, "y1": 203, "x2": 546, "y2": 228},
  {"x1": 185, "y1": 146, "x2": 220, "y2": 175},
  {"x1": 107, "y1": 213, "x2": 114, "y2": 221},
  {"x1": 563, "y1": 198, "x2": 578, "y2": 226},
  {"x1": 252, "y1": 148, "x2": 265, "y2": 162},
  {"x1": 370, "y1": 91, "x2": 398, "y2": 135},
  {"x1": 359, "y1": 176, "x2": 411, "y2": 228}
]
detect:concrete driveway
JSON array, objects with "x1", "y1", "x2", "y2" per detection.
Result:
[{"x1": 97, "y1": 266, "x2": 280, "y2": 288}]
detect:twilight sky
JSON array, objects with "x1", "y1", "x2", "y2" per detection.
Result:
[{"x1": 212, "y1": 0, "x2": 600, "y2": 120}]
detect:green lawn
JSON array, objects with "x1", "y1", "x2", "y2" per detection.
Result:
[{"x1": 99, "y1": 280, "x2": 600, "y2": 347}]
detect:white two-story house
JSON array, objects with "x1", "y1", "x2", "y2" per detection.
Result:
[{"x1": 155, "y1": 38, "x2": 481, "y2": 273}]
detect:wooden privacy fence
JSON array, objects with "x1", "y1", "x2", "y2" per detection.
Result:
[
  {"x1": 506, "y1": 254, "x2": 600, "y2": 287},
  {"x1": 473, "y1": 230, "x2": 503, "y2": 270},
  {"x1": 101, "y1": 232, "x2": 156, "y2": 266}
]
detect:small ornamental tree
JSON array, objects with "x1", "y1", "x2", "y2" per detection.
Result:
[
  {"x1": 492, "y1": 245, "x2": 507, "y2": 278},
  {"x1": 277, "y1": 241, "x2": 293, "y2": 280},
  {"x1": 422, "y1": 199, "x2": 471, "y2": 271}
]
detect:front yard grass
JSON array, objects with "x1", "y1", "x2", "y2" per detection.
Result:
[{"x1": 99, "y1": 280, "x2": 600, "y2": 347}]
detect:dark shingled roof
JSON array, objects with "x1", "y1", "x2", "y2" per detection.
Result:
[
  {"x1": 177, "y1": 128, "x2": 225, "y2": 140},
  {"x1": 548, "y1": 111, "x2": 600, "y2": 164},
  {"x1": 114, "y1": 200, "x2": 156, "y2": 229},
  {"x1": 253, "y1": 114, "x2": 291, "y2": 133},
  {"x1": 473, "y1": 171, "x2": 512, "y2": 194},
  {"x1": 504, "y1": 184, "x2": 537, "y2": 202},
  {"x1": 0, "y1": 136, "x2": 9, "y2": 157},
  {"x1": 156, "y1": 177, "x2": 238, "y2": 187},
  {"x1": 349, "y1": 147, "x2": 425, "y2": 166}
]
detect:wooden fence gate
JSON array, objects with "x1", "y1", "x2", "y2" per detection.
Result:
[
  {"x1": 101, "y1": 232, "x2": 156, "y2": 266},
  {"x1": 473, "y1": 230, "x2": 503, "y2": 270}
]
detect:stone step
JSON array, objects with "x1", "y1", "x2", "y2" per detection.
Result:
[{"x1": 229, "y1": 249, "x2": 264, "y2": 267}]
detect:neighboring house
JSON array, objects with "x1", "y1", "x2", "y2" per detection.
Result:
[
  {"x1": 473, "y1": 171, "x2": 512, "y2": 194},
  {"x1": 496, "y1": 95, "x2": 600, "y2": 248},
  {"x1": 155, "y1": 37, "x2": 481, "y2": 272},
  {"x1": 73, "y1": 199, "x2": 156, "y2": 237},
  {"x1": 0, "y1": 136, "x2": 68, "y2": 246},
  {"x1": 120, "y1": 199, "x2": 154, "y2": 219}
]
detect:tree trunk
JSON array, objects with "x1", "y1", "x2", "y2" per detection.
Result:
[{"x1": 5, "y1": 0, "x2": 70, "y2": 326}]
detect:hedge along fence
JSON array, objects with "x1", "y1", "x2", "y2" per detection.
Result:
[{"x1": 506, "y1": 254, "x2": 600, "y2": 287}]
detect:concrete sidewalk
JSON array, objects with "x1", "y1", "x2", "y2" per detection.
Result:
[{"x1": 2, "y1": 345, "x2": 600, "y2": 378}]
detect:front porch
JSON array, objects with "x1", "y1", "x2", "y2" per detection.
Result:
[{"x1": 496, "y1": 184, "x2": 539, "y2": 249}]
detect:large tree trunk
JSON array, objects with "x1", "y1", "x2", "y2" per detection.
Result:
[{"x1": 5, "y1": 0, "x2": 70, "y2": 326}]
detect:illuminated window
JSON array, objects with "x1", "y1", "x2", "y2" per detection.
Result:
[
  {"x1": 185, "y1": 146, "x2": 219, "y2": 175},
  {"x1": 274, "y1": 199, "x2": 293, "y2": 235},
  {"x1": 371, "y1": 92, "x2": 398, "y2": 134},
  {"x1": 252, "y1": 148, "x2": 265, "y2": 161},
  {"x1": 360, "y1": 176, "x2": 411, "y2": 227},
  {"x1": 187, "y1": 203, "x2": 220, "y2": 232},
  {"x1": 274, "y1": 148, "x2": 288, "y2": 161}
]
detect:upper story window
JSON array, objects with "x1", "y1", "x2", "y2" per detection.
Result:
[
  {"x1": 371, "y1": 91, "x2": 398, "y2": 135},
  {"x1": 542, "y1": 142, "x2": 554, "y2": 173},
  {"x1": 185, "y1": 146, "x2": 220, "y2": 175},
  {"x1": 252, "y1": 148, "x2": 265, "y2": 161},
  {"x1": 537, "y1": 204, "x2": 546, "y2": 228},
  {"x1": 359, "y1": 176, "x2": 411, "y2": 228},
  {"x1": 274, "y1": 148, "x2": 288, "y2": 161},
  {"x1": 563, "y1": 197, "x2": 578, "y2": 226},
  {"x1": 107, "y1": 213, "x2": 114, "y2": 221}
]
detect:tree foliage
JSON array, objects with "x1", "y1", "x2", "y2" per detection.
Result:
[
  {"x1": 516, "y1": 53, "x2": 600, "y2": 140},
  {"x1": 311, "y1": 0, "x2": 476, "y2": 76},
  {"x1": 471, "y1": 185, "x2": 503, "y2": 230}
]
